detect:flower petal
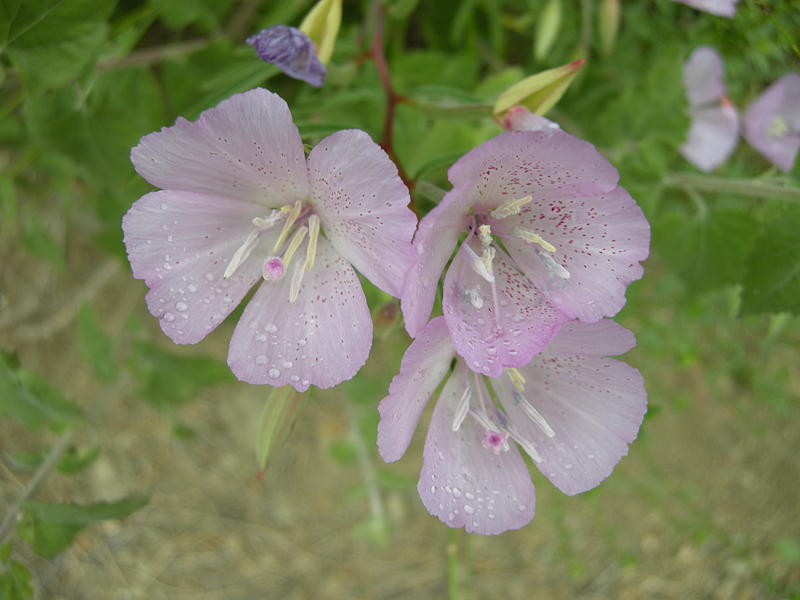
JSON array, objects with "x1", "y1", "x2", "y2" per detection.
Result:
[
  {"x1": 744, "y1": 73, "x2": 800, "y2": 172},
  {"x1": 377, "y1": 317, "x2": 454, "y2": 462},
  {"x1": 443, "y1": 240, "x2": 567, "y2": 377},
  {"x1": 227, "y1": 235, "x2": 372, "y2": 391},
  {"x1": 495, "y1": 322, "x2": 646, "y2": 496},
  {"x1": 447, "y1": 131, "x2": 618, "y2": 215},
  {"x1": 131, "y1": 88, "x2": 308, "y2": 206},
  {"x1": 401, "y1": 189, "x2": 470, "y2": 337},
  {"x1": 542, "y1": 319, "x2": 635, "y2": 357},
  {"x1": 680, "y1": 103, "x2": 740, "y2": 172},
  {"x1": 418, "y1": 362, "x2": 536, "y2": 535},
  {"x1": 498, "y1": 186, "x2": 650, "y2": 323},
  {"x1": 307, "y1": 129, "x2": 417, "y2": 297},
  {"x1": 247, "y1": 26, "x2": 326, "y2": 87},
  {"x1": 683, "y1": 46, "x2": 726, "y2": 107},
  {"x1": 675, "y1": 0, "x2": 738, "y2": 18},
  {"x1": 122, "y1": 190, "x2": 267, "y2": 344}
]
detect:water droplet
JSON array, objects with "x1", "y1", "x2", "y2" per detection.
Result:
[
  {"x1": 452, "y1": 487, "x2": 462, "y2": 498},
  {"x1": 298, "y1": 339, "x2": 306, "y2": 346},
  {"x1": 255, "y1": 355, "x2": 267, "y2": 366},
  {"x1": 465, "y1": 492, "x2": 474, "y2": 500},
  {"x1": 487, "y1": 347, "x2": 497, "y2": 356},
  {"x1": 187, "y1": 284, "x2": 197, "y2": 293},
  {"x1": 167, "y1": 235, "x2": 174, "y2": 242},
  {"x1": 517, "y1": 504, "x2": 527, "y2": 512},
  {"x1": 176, "y1": 302, "x2": 188, "y2": 312},
  {"x1": 163, "y1": 312, "x2": 175, "y2": 322},
  {"x1": 431, "y1": 486, "x2": 436, "y2": 493},
  {"x1": 290, "y1": 375, "x2": 299, "y2": 382},
  {"x1": 160, "y1": 202, "x2": 168, "y2": 210},
  {"x1": 565, "y1": 463, "x2": 573, "y2": 470},
  {"x1": 488, "y1": 513, "x2": 496, "y2": 519},
  {"x1": 205, "y1": 272, "x2": 214, "y2": 281},
  {"x1": 255, "y1": 334, "x2": 267, "y2": 342},
  {"x1": 301, "y1": 379, "x2": 309, "y2": 387},
  {"x1": 269, "y1": 368, "x2": 280, "y2": 379},
  {"x1": 282, "y1": 361, "x2": 293, "y2": 368},
  {"x1": 264, "y1": 323, "x2": 277, "y2": 333},
  {"x1": 464, "y1": 504, "x2": 474, "y2": 514}
]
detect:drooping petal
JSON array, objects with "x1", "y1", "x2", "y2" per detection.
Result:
[
  {"x1": 680, "y1": 102, "x2": 740, "y2": 172},
  {"x1": 131, "y1": 88, "x2": 309, "y2": 207},
  {"x1": 418, "y1": 362, "x2": 536, "y2": 535},
  {"x1": 122, "y1": 190, "x2": 268, "y2": 344},
  {"x1": 683, "y1": 46, "x2": 726, "y2": 107},
  {"x1": 744, "y1": 73, "x2": 800, "y2": 172},
  {"x1": 674, "y1": 0, "x2": 738, "y2": 18},
  {"x1": 443, "y1": 240, "x2": 567, "y2": 377},
  {"x1": 495, "y1": 321, "x2": 646, "y2": 496},
  {"x1": 496, "y1": 186, "x2": 649, "y2": 323},
  {"x1": 246, "y1": 26, "x2": 327, "y2": 87},
  {"x1": 227, "y1": 236, "x2": 372, "y2": 391},
  {"x1": 401, "y1": 189, "x2": 470, "y2": 337},
  {"x1": 447, "y1": 131, "x2": 618, "y2": 215},
  {"x1": 307, "y1": 129, "x2": 417, "y2": 297},
  {"x1": 377, "y1": 318, "x2": 454, "y2": 462}
]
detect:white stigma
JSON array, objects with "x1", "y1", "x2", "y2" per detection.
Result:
[
  {"x1": 491, "y1": 195, "x2": 533, "y2": 220},
  {"x1": 514, "y1": 227, "x2": 556, "y2": 253}
]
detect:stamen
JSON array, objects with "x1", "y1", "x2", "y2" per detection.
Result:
[
  {"x1": 539, "y1": 251, "x2": 571, "y2": 280},
  {"x1": 506, "y1": 368, "x2": 526, "y2": 392},
  {"x1": 491, "y1": 195, "x2": 533, "y2": 220},
  {"x1": 289, "y1": 260, "x2": 306, "y2": 303},
  {"x1": 464, "y1": 244, "x2": 494, "y2": 282},
  {"x1": 262, "y1": 256, "x2": 286, "y2": 281},
  {"x1": 469, "y1": 408, "x2": 496, "y2": 432},
  {"x1": 768, "y1": 116, "x2": 789, "y2": 137},
  {"x1": 478, "y1": 224, "x2": 493, "y2": 247},
  {"x1": 224, "y1": 230, "x2": 260, "y2": 279},
  {"x1": 480, "y1": 246, "x2": 496, "y2": 276},
  {"x1": 282, "y1": 225, "x2": 308, "y2": 269},
  {"x1": 513, "y1": 391, "x2": 555, "y2": 437},
  {"x1": 451, "y1": 383, "x2": 472, "y2": 432},
  {"x1": 252, "y1": 209, "x2": 285, "y2": 229},
  {"x1": 272, "y1": 200, "x2": 303, "y2": 253},
  {"x1": 514, "y1": 227, "x2": 556, "y2": 252},
  {"x1": 506, "y1": 426, "x2": 543, "y2": 463},
  {"x1": 304, "y1": 215, "x2": 320, "y2": 271}
]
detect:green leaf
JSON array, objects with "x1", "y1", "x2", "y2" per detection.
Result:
[
  {"x1": 741, "y1": 205, "x2": 800, "y2": 315},
  {"x1": 328, "y1": 439, "x2": 357, "y2": 465},
  {"x1": 22, "y1": 496, "x2": 149, "y2": 558},
  {"x1": 149, "y1": 0, "x2": 234, "y2": 30},
  {"x1": 4, "y1": 0, "x2": 115, "y2": 89},
  {"x1": 77, "y1": 304, "x2": 117, "y2": 383},
  {"x1": 656, "y1": 209, "x2": 758, "y2": 295},
  {"x1": 0, "y1": 560, "x2": 33, "y2": 600}
]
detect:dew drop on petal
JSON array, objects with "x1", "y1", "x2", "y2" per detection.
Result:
[
  {"x1": 269, "y1": 368, "x2": 281, "y2": 379},
  {"x1": 163, "y1": 312, "x2": 175, "y2": 322},
  {"x1": 176, "y1": 302, "x2": 188, "y2": 312},
  {"x1": 255, "y1": 355, "x2": 268, "y2": 366}
]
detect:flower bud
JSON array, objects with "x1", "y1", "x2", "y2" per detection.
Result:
[
  {"x1": 255, "y1": 386, "x2": 302, "y2": 475},
  {"x1": 534, "y1": 0, "x2": 562, "y2": 62},
  {"x1": 493, "y1": 59, "x2": 585, "y2": 117},
  {"x1": 299, "y1": 0, "x2": 342, "y2": 65},
  {"x1": 599, "y1": 0, "x2": 620, "y2": 56}
]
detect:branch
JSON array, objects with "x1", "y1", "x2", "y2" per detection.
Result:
[{"x1": 664, "y1": 173, "x2": 800, "y2": 203}]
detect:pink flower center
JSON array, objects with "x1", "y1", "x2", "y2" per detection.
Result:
[
  {"x1": 262, "y1": 256, "x2": 285, "y2": 280},
  {"x1": 481, "y1": 430, "x2": 509, "y2": 454}
]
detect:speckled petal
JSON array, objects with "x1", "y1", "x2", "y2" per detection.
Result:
[
  {"x1": 496, "y1": 186, "x2": 650, "y2": 323},
  {"x1": 122, "y1": 190, "x2": 268, "y2": 344},
  {"x1": 307, "y1": 129, "x2": 416, "y2": 298},
  {"x1": 418, "y1": 362, "x2": 536, "y2": 535},
  {"x1": 495, "y1": 321, "x2": 646, "y2": 496},
  {"x1": 744, "y1": 73, "x2": 800, "y2": 172},
  {"x1": 227, "y1": 235, "x2": 372, "y2": 391},
  {"x1": 401, "y1": 189, "x2": 470, "y2": 337},
  {"x1": 674, "y1": 0, "x2": 738, "y2": 18},
  {"x1": 131, "y1": 88, "x2": 308, "y2": 207},
  {"x1": 680, "y1": 103, "x2": 740, "y2": 172},
  {"x1": 377, "y1": 317, "x2": 454, "y2": 462},
  {"x1": 443, "y1": 239, "x2": 567, "y2": 377},
  {"x1": 447, "y1": 131, "x2": 618, "y2": 215}
]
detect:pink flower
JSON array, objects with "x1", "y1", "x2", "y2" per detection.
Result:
[
  {"x1": 680, "y1": 46, "x2": 740, "y2": 172},
  {"x1": 123, "y1": 88, "x2": 416, "y2": 391},
  {"x1": 673, "y1": 0, "x2": 738, "y2": 18},
  {"x1": 377, "y1": 317, "x2": 646, "y2": 535},
  {"x1": 401, "y1": 131, "x2": 650, "y2": 377},
  {"x1": 743, "y1": 73, "x2": 800, "y2": 172}
]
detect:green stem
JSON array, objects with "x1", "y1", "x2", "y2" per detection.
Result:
[
  {"x1": 345, "y1": 399, "x2": 386, "y2": 531},
  {"x1": 664, "y1": 173, "x2": 800, "y2": 203},
  {"x1": 447, "y1": 527, "x2": 459, "y2": 600}
]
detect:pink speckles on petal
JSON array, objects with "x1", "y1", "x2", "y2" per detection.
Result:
[
  {"x1": 307, "y1": 129, "x2": 416, "y2": 298},
  {"x1": 377, "y1": 317, "x2": 455, "y2": 462},
  {"x1": 418, "y1": 362, "x2": 536, "y2": 535},
  {"x1": 227, "y1": 235, "x2": 372, "y2": 391}
]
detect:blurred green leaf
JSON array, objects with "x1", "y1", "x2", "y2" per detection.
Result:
[
  {"x1": 328, "y1": 439, "x2": 358, "y2": 465},
  {"x1": 149, "y1": 0, "x2": 234, "y2": 30},
  {"x1": 77, "y1": 304, "x2": 117, "y2": 383},
  {"x1": 0, "y1": 560, "x2": 33, "y2": 600}
]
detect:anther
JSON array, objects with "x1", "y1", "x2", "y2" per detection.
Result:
[
  {"x1": 289, "y1": 260, "x2": 306, "y2": 303},
  {"x1": 224, "y1": 230, "x2": 260, "y2": 279},
  {"x1": 513, "y1": 391, "x2": 555, "y2": 437},
  {"x1": 491, "y1": 195, "x2": 533, "y2": 220},
  {"x1": 506, "y1": 368, "x2": 526, "y2": 392},
  {"x1": 478, "y1": 224, "x2": 493, "y2": 247},
  {"x1": 272, "y1": 200, "x2": 303, "y2": 253},
  {"x1": 282, "y1": 225, "x2": 308, "y2": 270},
  {"x1": 452, "y1": 383, "x2": 472, "y2": 432},
  {"x1": 514, "y1": 228, "x2": 556, "y2": 252},
  {"x1": 769, "y1": 116, "x2": 789, "y2": 137},
  {"x1": 539, "y1": 251, "x2": 570, "y2": 280},
  {"x1": 304, "y1": 215, "x2": 320, "y2": 271}
]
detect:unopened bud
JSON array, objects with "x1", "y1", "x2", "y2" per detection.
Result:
[
  {"x1": 299, "y1": 0, "x2": 342, "y2": 65},
  {"x1": 493, "y1": 59, "x2": 586, "y2": 117},
  {"x1": 256, "y1": 386, "x2": 302, "y2": 475},
  {"x1": 599, "y1": 0, "x2": 620, "y2": 56}
]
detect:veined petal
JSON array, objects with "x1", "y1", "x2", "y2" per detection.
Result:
[
  {"x1": 683, "y1": 46, "x2": 726, "y2": 108},
  {"x1": 307, "y1": 129, "x2": 416, "y2": 298},
  {"x1": 401, "y1": 189, "x2": 470, "y2": 337},
  {"x1": 743, "y1": 73, "x2": 800, "y2": 173},
  {"x1": 498, "y1": 186, "x2": 650, "y2": 323},
  {"x1": 495, "y1": 321, "x2": 646, "y2": 496},
  {"x1": 443, "y1": 240, "x2": 567, "y2": 377},
  {"x1": 131, "y1": 88, "x2": 308, "y2": 207},
  {"x1": 377, "y1": 317, "x2": 455, "y2": 462},
  {"x1": 122, "y1": 190, "x2": 267, "y2": 344},
  {"x1": 680, "y1": 103, "x2": 740, "y2": 172},
  {"x1": 227, "y1": 236, "x2": 372, "y2": 391},
  {"x1": 418, "y1": 362, "x2": 536, "y2": 535},
  {"x1": 447, "y1": 131, "x2": 618, "y2": 214}
]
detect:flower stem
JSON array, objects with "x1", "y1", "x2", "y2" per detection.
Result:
[
  {"x1": 447, "y1": 527, "x2": 460, "y2": 600},
  {"x1": 664, "y1": 173, "x2": 800, "y2": 203},
  {"x1": 345, "y1": 399, "x2": 386, "y2": 534}
]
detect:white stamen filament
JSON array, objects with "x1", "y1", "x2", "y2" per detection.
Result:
[
  {"x1": 506, "y1": 425, "x2": 543, "y2": 463},
  {"x1": 478, "y1": 224, "x2": 493, "y2": 247},
  {"x1": 304, "y1": 214, "x2": 320, "y2": 271},
  {"x1": 272, "y1": 200, "x2": 303, "y2": 253},
  {"x1": 289, "y1": 260, "x2": 306, "y2": 303},
  {"x1": 281, "y1": 225, "x2": 308, "y2": 270},
  {"x1": 469, "y1": 408, "x2": 496, "y2": 433},
  {"x1": 252, "y1": 209, "x2": 285, "y2": 229},
  {"x1": 513, "y1": 391, "x2": 555, "y2": 437},
  {"x1": 507, "y1": 368, "x2": 526, "y2": 392},
  {"x1": 224, "y1": 230, "x2": 260, "y2": 279},
  {"x1": 539, "y1": 250, "x2": 571, "y2": 280},
  {"x1": 515, "y1": 227, "x2": 556, "y2": 252},
  {"x1": 451, "y1": 384, "x2": 472, "y2": 432},
  {"x1": 464, "y1": 244, "x2": 494, "y2": 282},
  {"x1": 491, "y1": 195, "x2": 533, "y2": 220}
]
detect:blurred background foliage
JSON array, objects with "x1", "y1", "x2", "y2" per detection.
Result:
[{"x1": 1, "y1": 0, "x2": 799, "y2": 598}]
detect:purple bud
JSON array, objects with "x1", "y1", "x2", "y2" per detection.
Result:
[{"x1": 246, "y1": 25, "x2": 326, "y2": 88}]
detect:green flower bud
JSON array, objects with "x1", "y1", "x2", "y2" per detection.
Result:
[
  {"x1": 493, "y1": 59, "x2": 586, "y2": 117},
  {"x1": 299, "y1": 0, "x2": 342, "y2": 65}
]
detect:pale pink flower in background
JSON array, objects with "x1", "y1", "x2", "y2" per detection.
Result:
[
  {"x1": 123, "y1": 88, "x2": 416, "y2": 391},
  {"x1": 377, "y1": 317, "x2": 647, "y2": 535},
  {"x1": 680, "y1": 46, "x2": 740, "y2": 172},
  {"x1": 401, "y1": 131, "x2": 649, "y2": 376},
  {"x1": 673, "y1": 0, "x2": 738, "y2": 18},
  {"x1": 743, "y1": 73, "x2": 800, "y2": 172}
]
